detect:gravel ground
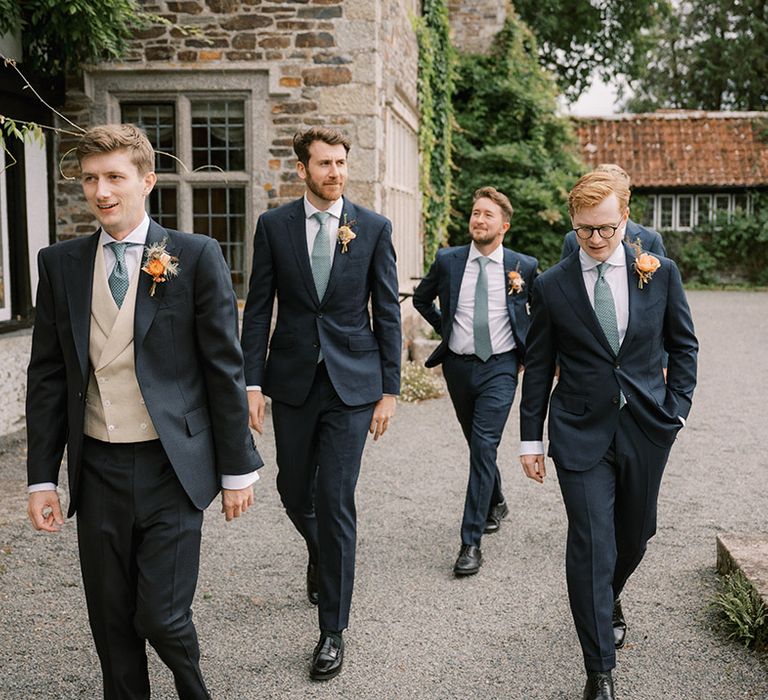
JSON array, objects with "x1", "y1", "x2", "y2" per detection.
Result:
[{"x1": 1, "y1": 290, "x2": 767, "y2": 699}]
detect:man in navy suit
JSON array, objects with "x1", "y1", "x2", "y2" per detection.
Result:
[
  {"x1": 241, "y1": 127, "x2": 401, "y2": 680},
  {"x1": 26, "y1": 124, "x2": 262, "y2": 699},
  {"x1": 413, "y1": 187, "x2": 537, "y2": 576},
  {"x1": 561, "y1": 164, "x2": 665, "y2": 261},
  {"x1": 520, "y1": 172, "x2": 697, "y2": 700}
]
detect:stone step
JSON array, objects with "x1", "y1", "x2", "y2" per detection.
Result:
[{"x1": 716, "y1": 532, "x2": 768, "y2": 607}]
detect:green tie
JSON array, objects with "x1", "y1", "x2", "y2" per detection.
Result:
[
  {"x1": 473, "y1": 256, "x2": 493, "y2": 362},
  {"x1": 310, "y1": 211, "x2": 332, "y2": 300},
  {"x1": 594, "y1": 262, "x2": 625, "y2": 407},
  {"x1": 107, "y1": 242, "x2": 133, "y2": 309}
]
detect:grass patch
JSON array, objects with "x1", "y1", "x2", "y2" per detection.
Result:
[
  {"x1": 400, "y1": 361, "x2": 444, "y2": 403},
  {"x1": 713, "y1": 569, "x2": 768, "y2": 651}
]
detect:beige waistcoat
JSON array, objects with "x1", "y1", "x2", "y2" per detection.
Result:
[{"x1": 84, "y1": 243, "x2": 159, "y2": 442}]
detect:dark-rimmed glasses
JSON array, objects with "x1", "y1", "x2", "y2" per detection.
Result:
[{"x1": 574, "y1": 221, "x2": 623, "y2": 240}]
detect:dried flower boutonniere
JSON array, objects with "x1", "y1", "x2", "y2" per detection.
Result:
[
  {"x1": 507, "y1": 267, "x2": 525, "y2": 295},
  {"x1": 337, "y1": 214, "x2": 357, "y2": 254},
  {"x1": 142, "y1": 239, "x2": 179, "y2": 296},
  {"x1": 633, "y1": 252, "x2": 660, "y2": 289}
]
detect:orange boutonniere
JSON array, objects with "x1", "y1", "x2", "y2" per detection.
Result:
[
  {"x1": 142, "y1": 239, "x2": 179, "y2": 296},
  {"x1": 507, "y1": 268, "x2": 525, "y2": 295},
  {"x1": 634, "y1": 252, "x2": 660, "y2": 289},
  {"x1": 337, "y1": 214, "x2": 357, "y2": 254}
]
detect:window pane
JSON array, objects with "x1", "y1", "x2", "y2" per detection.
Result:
[
  {"x1": 639, "y1": 196, "x2": 655, "y2": 228},
  {"x1": 147, "y1": 186, "x2": 178, "y2": 230},
  {"x1": 734, "y1": 193, "x2": 748, "y2": 214},
  {"x1": 192, "y1": 187, "x2": 246, "y2": 296},
  {"x1": 121, "y1": 103, "x2": 176, "y2": 173},
  {"x1": 191, "y1": 101, "x2": 245, "y2": 172},
  {"x1": 714, "y1": 194, "x2": 730, "y2": 224},
  {"x1": 696, "y1": 195, "x2": 711, "y2": 226},
  {"x1": 659, "y1": 196, "x2": 674, "y2": 229},
  {"x1": 677, "y1": 195, "x2": 693, "y2": 229}
]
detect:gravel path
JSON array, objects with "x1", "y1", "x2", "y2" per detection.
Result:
[{"x1": 1, "y1": 290, "x2": 767, "y2": 699}]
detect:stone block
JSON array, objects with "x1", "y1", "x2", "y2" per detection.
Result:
[
  {"x1": 344, "y1": 0, "x2": 377, "y2": 21},
  {"x1": 318, "y1": 84, "x2": 377, "y2": 115},
  {"x1": 302, "y1": 66, "x2": 352, "y2": 86},
  {"x1": 145, "y1": 46, "x2": 176, "y2": 61},
  {"x1": 259, "y1": 36, "x2": 291, "y2": 49},
  {"x1": 295, "y1": 32, "x2": 334, "y2": 48},
  {"x1": 167, "y1": 1, "x2": 204, "y2": 13},
  {"x1": 221, "y1": 14, "x2": 273, "y2": 30},
  {"x1": 297, "y1": 5, "x2": 343, "y2": 19},
  {"x1": 232, "y1": 33, "x2": 257, "y2": 49},
  {"x1": 716, "y1": 533, "x2": 768, "y2": 607}
]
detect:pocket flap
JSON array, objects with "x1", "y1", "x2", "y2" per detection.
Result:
[
  {"x1": 184, "y1": 406, "x2": 211, "y2": 436},
  {"x1": 348, "y1": 335, "x2": 379, "y2": 351}
]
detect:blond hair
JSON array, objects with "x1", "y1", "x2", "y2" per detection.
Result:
[
  {"x1": 473, "y1": 186, "x2": 514, "y2": 223},
  {"x1": 568, "y1": 171, "x2": 630, "y2": 216},
  {"x1": 76, "y1": 124, "x2": 155, "y2": 175}
]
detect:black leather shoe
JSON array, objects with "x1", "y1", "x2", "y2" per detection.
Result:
[
  {"x1": 310, "y1": 633, "x2": 344, "y2": 681},
  {"x1": 453, "y1": 545, "x2": 482, "y2": 576},
  {"x1": 612, "y1": 598, "x2": 627, "y2": 649},
  {"x1": 306, "y1": 563, "x2": 319, "y2": 606},
  {"x1": 484, "y1": 499, "x2": 510, "y2": 534},
  {"x1": 583, "y1": 671, "x2": 615, "y2": 700}
]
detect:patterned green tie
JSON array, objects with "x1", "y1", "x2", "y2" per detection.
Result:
[
  {"x1": 107, "y1": 242, "x2": 133, "y2": 309},
  {"x1": 594, "y1": 262, "x2": 625, "y2": 407},
  {"x1": 473, "y1": 256, "x2": 493, "y2": 362},
  {"x1": 310, "y1": 211, "x2": 332, "y2": 300}
]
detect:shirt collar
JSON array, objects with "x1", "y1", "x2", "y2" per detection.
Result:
[
  {"x1": 99, "y1": 213, "x2": 150, "y2": 248},
  {"x1": 304, "y1": 194, "x2": 344, "y2": 221},
  {"x1": 579, "y1": 240, "x2": 627, "y2": 272},
  {"x1": 468, "y1": 241, "x2": 504, "y2": 264}
]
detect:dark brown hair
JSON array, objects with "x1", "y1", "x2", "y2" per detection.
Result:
[
  {"x1": 293, "y1": 127, "x2": 352, "y2": 166},
  {"x1": 473, "y1": 186, "x2": 514, "y2": 223},
  {"x1": 76, "y1": 124, "x2": 155, "y2": 175}
]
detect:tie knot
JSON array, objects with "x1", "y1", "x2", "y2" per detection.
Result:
[
  {"x1": 597, "y1": 262, "x2": 609, "y2": 279},
  {"x1": 108, "y1": 241, "x2": 134, "y2": 262},
  {"x1": 476, "y1": 256, "x2": 491, "y2": 269},
  {"x1": 313, "y1": 211, "x2": 331, "y2": 226}
]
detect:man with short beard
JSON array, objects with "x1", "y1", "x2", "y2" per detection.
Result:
[
  {"x1": 413, "y1": 187, "x2": 537, "y2": 576},
  {"x1": 241, "y1": 127, "x2": 401, "y2": 680}
]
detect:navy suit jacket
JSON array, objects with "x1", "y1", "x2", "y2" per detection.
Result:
[
  {"x1": 412, "y1": 245, "x2": 538, "y2": 367},
  {"x1": 520, "y1": 242, "x2": 698, "y2": 471},
  {"x1": 26, "y1": 220, "x2": 262, "y2": 516},
  {"x1": 561, "y1": 219, "x2": 666, "y2": 261},
  {"x1": 241, "y1": 197, "x2": 401, "y2": 407}
]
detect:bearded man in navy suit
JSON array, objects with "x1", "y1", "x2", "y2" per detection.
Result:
[
  {"x1": 520, "y1": 172, "x2": 697, "y2": 700},
  {"x1": 241, "y1": 127, "x2": 401, "y2": 680},
  {"x1": 413, "y1": 187, "x2": 537, "y2": 576}
]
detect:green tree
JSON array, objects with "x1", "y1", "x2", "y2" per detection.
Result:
[
  {"x1": 514, "y1": 0, "x2": 666, "y2": 101},
  {"x1": 626, "y1": 0, "x2": 768, "y2": 111},
  {"x1": 450, "y1": 12, "x2": 583, "y2": 269}
]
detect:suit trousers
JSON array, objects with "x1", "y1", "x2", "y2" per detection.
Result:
[
  {"x1": 555, "y1": 408, "x2": 671, "y2": 672},
  {"x1": 76, "y1": 437, "x2": 209, "y2": 700},
  {"x1": 271, "y1": 362, "x2": 375, "y2": 632},
  {"x1": 442, "y1": 350, "x2": 518, "y2": 547}
]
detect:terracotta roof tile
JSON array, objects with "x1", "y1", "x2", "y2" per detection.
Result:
[{"x1": 574, "y1": 111, "x2": 768, "y2": 188}]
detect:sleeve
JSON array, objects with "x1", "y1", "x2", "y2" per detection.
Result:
[
  {"x1": 560, "y1": 231, "x2": 577, "y2": 261},
  {"x1": 412, "y1": 255, "x2": 443, "y2": 335}
]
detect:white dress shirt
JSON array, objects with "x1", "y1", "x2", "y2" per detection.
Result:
[
  {"x1": 29, "y1": 216, "x2": 259, "y2": 493},
  {"x1": 449, "y1": 242, "x2": 516, "y2": 356}
]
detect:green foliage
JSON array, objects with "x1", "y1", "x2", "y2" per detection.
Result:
[
  {"x1": 515, "y1": 0, "x2": 666, "y2": 101},
  {"x1": 713, "y1": 570, "x2": 768, "y2": 650},
  {"x1": 450, "y1": 13, "x2": 583, "y2": 269},
  {"x1": 661, "y1": 195, "x2": 768, "y2": 286},
  {"x1": 399, "y1": 361, "x2": 444, "y2": 403},
  {"x1": 626, "y1": 0, "x2": 768, "y2": 111},
  {"x1": 415, "y1": 0, "x2": 455, "y2": 272}
]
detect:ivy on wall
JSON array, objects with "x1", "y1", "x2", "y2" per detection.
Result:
[{"x1": 415, "y1": 0, "x2": 455, "y2": 271}]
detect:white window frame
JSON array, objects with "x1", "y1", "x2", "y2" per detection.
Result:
[{"x1": 0, "y1": 146, "x2": 12, "y2": 321}]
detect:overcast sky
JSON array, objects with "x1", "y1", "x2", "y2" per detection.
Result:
[{"x1": 565, "y1": 77, "x2": 625, "y2": 116}]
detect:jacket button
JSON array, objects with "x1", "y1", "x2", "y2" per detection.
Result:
[
  {"x1": 317, "y1": 313, "x2": 323, "y2": 319},
  {"x1": 611, "y1": 396, "x2": 619, "y2": 405},
  {"x1": 313, "y1": 343, "x2": 319, "y2": 348},
  {"x1": 614, "y1": 362, "x2": 620, "y2": 369}
]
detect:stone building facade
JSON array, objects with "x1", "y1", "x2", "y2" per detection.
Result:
[{"x1": 447, "y1": 0, "x2": 508, "y2": 54}]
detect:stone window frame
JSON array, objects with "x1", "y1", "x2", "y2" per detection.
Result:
[{"x1": 84, "y1": 69, "x2": 270, "y2": 297}]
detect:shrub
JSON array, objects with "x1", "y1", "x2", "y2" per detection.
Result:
[
  {"x1": 399, "y1": 361, "x2": 445, "y2": 403},
  {"x1": 713, "y1": 569, "x2": 768, "y2": 651}
]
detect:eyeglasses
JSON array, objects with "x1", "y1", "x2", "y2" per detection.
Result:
[{"x1": 574, "y1": 221, "x2": 624, "y2": 240}]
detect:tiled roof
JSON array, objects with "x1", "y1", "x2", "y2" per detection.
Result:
[{"x1": 574, "y1": 111, "x2": 768, "y2": 188}]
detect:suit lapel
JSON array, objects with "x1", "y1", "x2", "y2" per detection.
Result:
[
  {"x1": 63, "y1": 231, "x2": 99, "y2": 385},
  {"x1": 321, "y1": 199, "x2": 355, "y2": 306},
  {"x1": 556, "y1": 252, "x2": 616, "y2": 356},
  {"x1": 448, "y1": 246, "x2": 470, "y2": 321},
  {"x1": 286, "y1": 199, "x2": 320, "y2": 305},
  {"x1": 619, "y1": 243, "x2": 643, "y2": 356},
  {"x1": 503, "y1": 247, "x2": 518, "y2": 327},
  {"x1": 134, "y1": 220, "x2": 177, "y2": 354}
]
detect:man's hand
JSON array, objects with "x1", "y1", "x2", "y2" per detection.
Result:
[
  {"x1": 369, "y1": 395, "x2": 397, "y2": 441},
  {"x1": 247, "y1": 390, "x2": 266, "y2": 434},
  {"x1": 221, "y1": 485, "x2": 254, "y2": 522},
  {"x1": 28, "y1": 490, "x2": 65, "y2": 532},
  {"x1": 520, "y1": 454, "x2": 547, "y2": 483}
]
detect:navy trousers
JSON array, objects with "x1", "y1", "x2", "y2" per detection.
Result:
[
  {"x1": 442, "y1": 350, "x2": 518, "y2": 547},
  {"x1": 77, "y1": 437, "x2": 209, "y2": 700},
  {"x1": 271, "y1": 362, "x2": 374, "y2": 632},
  {"x1": 555, "y1": 408, "x2": 671, "y2": 672}
]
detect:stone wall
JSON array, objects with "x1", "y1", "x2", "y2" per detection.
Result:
[
  {"x1": 447, "y1": 0, "x2": 508, "y2": 55},
  {"x1": 0, "y1": 330, "x2": 32, "y2": 435}
]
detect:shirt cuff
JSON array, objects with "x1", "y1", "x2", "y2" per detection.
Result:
[
  {"x1": 246, "y1": 386, "x2": 262, "y2": 392},
  {"x1": 678, "y1": 416, "x2": 686, "y2": 427},
  {"x1": 221, "y1": 470, "x2": 260, "y2": 490},
  {"x1": 28, "y1": 482, "x2": 57, "y2": 493},
  {"x1": 520, "y1": 441, "x2": 544, "y2": 455}
]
